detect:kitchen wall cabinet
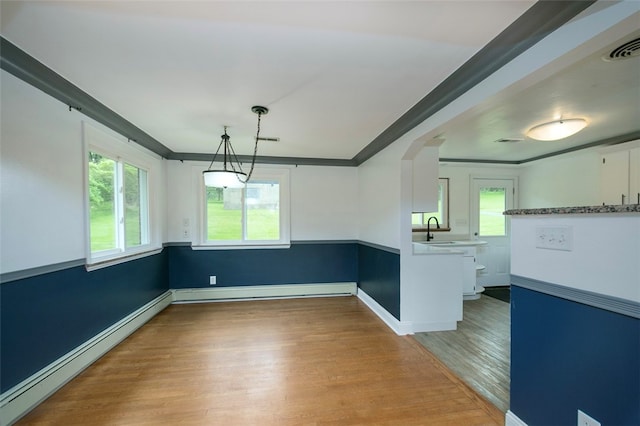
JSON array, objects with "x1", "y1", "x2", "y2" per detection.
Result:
[
  {"x1": 412, "y1": 146, "x2": 439, "y2": 212},
  {"x1": 600, "y1": 143, "x2": 640, "y2": 205},
  {"x1": 630, "y1": 147, "x2": 640, "y2": 204}
]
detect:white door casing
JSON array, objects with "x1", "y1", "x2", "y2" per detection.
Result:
[{"x1": 470, "y1": 177, "x2": 516, "y2": 287}]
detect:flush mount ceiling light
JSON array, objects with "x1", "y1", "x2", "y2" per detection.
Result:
[
  {"x1": 203, "y1": 106, "x2": 268, "y2": 188},
  {"x1": 526, "y1": 118, "x2": 588, "y2": 141}
]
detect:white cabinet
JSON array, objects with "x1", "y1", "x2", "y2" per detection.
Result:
[
  {"x1": 412, "y1": 146, "x2": 439, "y2": 212},
  {"x1": 630, "y1": 147, "x2": 640, "y2": 205},
  {"x1": 457, "y1": 245, "x2": 477, "y2": 297},
  {"x1": 600, "y1": 144, "x2": 640, "y2": 205},
  {"x1": 462, "y1": 255, "x2": 476, "y2": 295}
]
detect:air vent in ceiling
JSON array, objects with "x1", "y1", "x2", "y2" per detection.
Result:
[
  {"x1": 603, "y1": 37, "x2": 640, "y2": 61},
  {"x1": 495, "y1": 138, "x2": 524, "y2": 143}
]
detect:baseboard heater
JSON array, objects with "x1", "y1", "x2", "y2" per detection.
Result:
[
  {"x1": 173, "y1": 282, "x2": 358, "y2": 303},
  {"x1": 0, "y1": 291, "x2": 174, "y2": 426}
]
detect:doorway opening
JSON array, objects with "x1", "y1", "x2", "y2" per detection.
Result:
[{"x1": 413, "y1": 295, "x2": 510, "y2": 412}]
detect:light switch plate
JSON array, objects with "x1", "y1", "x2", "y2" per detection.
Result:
[{"x1": 536, "y1": 226, "x2": 573, "y2": 251}]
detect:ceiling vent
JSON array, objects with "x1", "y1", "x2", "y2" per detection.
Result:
[
  {"x1": 603, "y1": 37, "x2": 640, "y2": 61},
  {"x1": 495, "y1": 138, "x2": 524, "y2": 143}
]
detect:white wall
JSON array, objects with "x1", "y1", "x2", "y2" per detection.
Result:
[
  {"x1": 165, "y1": 161, "x2": 359, "y2": 243},
  {"x1": 1, "y1": 71, "x2": 85, "y2": 272},
  {"x1": 290, "y1": 165, "x2": 358, "y2": 241},
  {"x1": 0, "y1": 70, "x2": 167, "y2": 274},
  {"x1": 519, "y1": 149, "x2": 601, "y2": 209},
  {"x1": 511, "y1": 215, "x2": 640, "y2": 302},
  {"x1": 357, "y1": 142, "x2": 404, "y2": 249}
]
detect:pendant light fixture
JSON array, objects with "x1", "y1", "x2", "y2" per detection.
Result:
[
  {"x1": 526, "y1": 118, "x2": 587, "y2": 141},
  {"x1": 203, "y1": 106, "x2": 269, "y2": 188}
]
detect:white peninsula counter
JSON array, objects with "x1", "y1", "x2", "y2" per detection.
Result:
[{"x1": 504, "y1": 203, "x2": 639, "y2": 426}]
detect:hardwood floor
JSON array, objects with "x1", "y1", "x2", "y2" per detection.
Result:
[
  {"x1": 413, "y1": 295, "x2": 510, "y2": 413},
  {"x1": 18, "y1": 297, "x2": 503, "y2": 425}
]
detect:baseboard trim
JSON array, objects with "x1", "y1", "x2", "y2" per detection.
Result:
[
  {"x1": 356, "y1": 290, "x2": 456, "y2": 335},
  {"x1": 357, "y1": 289, "x2": 411, "y2": 335},
  {"x1": 410, "y1": 321, "x2": 457, "y2": 333},
  {"x1": 506, "y1": 410, "x2": 528, "y2": 426},
  {"x1": 172, "y1": 282, "x2": 357, "y2": 303},
  {"x1": 0, "y1": 291, "x2": 173, "y2": 426}
]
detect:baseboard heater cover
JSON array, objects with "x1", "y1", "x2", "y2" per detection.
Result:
[
  {"x1": 0, "y1": 291, "x2": 173, "y2": 426},
  {"x1": 172, "y1": 282, "x2": 357, "y2": 303}
]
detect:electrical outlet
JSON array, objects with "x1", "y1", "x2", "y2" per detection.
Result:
[
  {"x1": 182, "y1": 229, "x2": 190, "y2": 238},
  {"x1": 209, "y1": 276, "x2": 216, "y2": 285},
  {"x1": 578, "y1": 410, "x2": 600, "y2": 426}
]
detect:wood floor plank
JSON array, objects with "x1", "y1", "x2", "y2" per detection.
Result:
[
  {"x1": 413, "y1": 295, "x2": 510, "y2": 413},
  {"x1": 17, "y1": 297, "x2": 503, "y2": 425}
]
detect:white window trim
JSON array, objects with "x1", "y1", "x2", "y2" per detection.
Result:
[
  {"x1": 193, "y1": 166, "x2": 291, "y2": 249},
  {"x1": 83, "y1": 123, "x2": 161, "y2": 267}
]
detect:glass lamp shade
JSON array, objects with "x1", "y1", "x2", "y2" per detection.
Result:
[
  {"x1": 203, "y1": 170, "x2": 247, "y2": 188},
  {"x1": 527, "y1": 118, "x2": 587, "y2": 141}
]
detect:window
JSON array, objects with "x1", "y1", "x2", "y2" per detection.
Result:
[
  {"x1": 412, "y1": 178, "x2": 449, "y2": 230},
  {"x1": 84, "y1": 124, "x2": 157, "y2": 267},
  {"x1": 88, "y1": 151, "x2": 150, "y2": 256},
  {"x1": 202, "y1": 170, "x2": 289, "y2": 247},
  {"x1": 478, "y1": 186, "x2": 506, "y2": 236}
]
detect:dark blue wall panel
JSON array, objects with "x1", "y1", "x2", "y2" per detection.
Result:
[
  {"x1": 168, "y1": 242, "x2": 358, "y2": 288},
  {"x1": 2, "y1": 242, "x2": 399, "y2": 395},
  {"x1": 511, "y1": 285, "x2": 640, "y2": 426},
  {"x1": 357, "y1": 244, "x2": 400, "y2": 320},
  {"x1": 0, "y1": 252, "x2": 169, "y2": 393}
]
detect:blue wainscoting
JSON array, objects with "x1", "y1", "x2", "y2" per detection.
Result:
[
  {"x1": 357, "y1": 244, "x2": 400, "y2": 320},
  {"x1": 510, "y1": 285, "x2": 640, "y2": 426},
  {"x1": 0, "y1": 251, "x2": 169, "y2": 393},
  {"x1": 2, "y1": 241, "x2": 402, "y2": 396},
  {"x1": 168, "y1": 242, "x2": 358, "y2": 288}
]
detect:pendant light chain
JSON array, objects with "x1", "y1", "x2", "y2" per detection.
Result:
[
  {"x1": 205, "y1": 126, "x2": 228, "y2": 171},
  {"x1": 239, "y1": 109, "x2": 262, "y2": 184},
  {"x1": 202, "y1": 106, "x2": 268, "y2": 188}
]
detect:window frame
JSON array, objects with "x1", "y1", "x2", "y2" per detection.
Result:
[
  {"x1": 412, "y1": 178, "x2": 450, "y2": 232},
  {"x1": 195, "y1": 167, "x2": 291, "y2": 249},
  {"x1": 83, "y1": 124, "x2": 160, "y2": 268}
]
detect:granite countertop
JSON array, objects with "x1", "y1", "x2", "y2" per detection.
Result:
[{"x1": 504, "y1": 204, "x2": 640, "y2": 215}]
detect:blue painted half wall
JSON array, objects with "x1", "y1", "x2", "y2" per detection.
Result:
[
  {"x1": 0, "y1": 252, "x2": 169, "y2": 393},
  {"x1": 2, "y1": 241, "x2": 403, "y2": 395},
  {"x1": 510, "y1": 285, "x2": 640, "y2": 426},
  {"x1": 168, "y1": 242, "x2": 358, "y2": 288},
  {"x1": 357, "y1": 244, "x2": 400, "y2": 320}
]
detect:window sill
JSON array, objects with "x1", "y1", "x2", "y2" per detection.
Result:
[
  {"x1": 191, "y1": 243, "x2": 291, "y2": 251},
  {"x1": 412, "y1": 227, "x2": 452, "y2": 232},
  {"x1": 86, "y1": 247, "x2": 162, "y2": 271}
]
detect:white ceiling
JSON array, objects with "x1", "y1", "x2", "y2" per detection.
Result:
[{"x1": 1, "y1": 1, "x2": 639, "y2": 163}]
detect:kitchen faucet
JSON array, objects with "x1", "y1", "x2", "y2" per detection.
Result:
[{"x1": 426, "y1": 216, "x2": 440, "y2": 241}]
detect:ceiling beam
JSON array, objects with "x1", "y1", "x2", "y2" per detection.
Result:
[
  {"x1": 2, "y1": 2, "x2": 612, "y2": 168},
  {"x1": 170, "y1": 153, "x2": 357, "y2": 167},
  {"x1": 352, "y1": 0, "x2": 597, "y2": 165}
]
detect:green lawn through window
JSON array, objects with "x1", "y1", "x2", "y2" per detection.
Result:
[
  {"x1": 479, "y1": 189, "x2": 506, "y2": 236},
  {"x1": 90, "y1": 203, "x2": 142, "y2": 251},
  {"x1": 207, "y1": 200, "x2": 279, "y2": 241}
]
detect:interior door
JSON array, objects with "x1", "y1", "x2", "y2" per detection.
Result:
[{"x1": 470, "y1": 178, "x2": 515, "y2": 287}]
